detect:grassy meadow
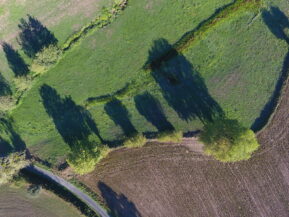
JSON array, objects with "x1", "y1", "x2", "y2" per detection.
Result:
[
  {"x1": 0, "y1": 185, "x2": 82, "y2": 217},
  {"x1": 7, "y1": 0, "x2": 289, "y2": 165},
  {"x1": 0, "y1": 0, "x2": 114, "y2": 82}
]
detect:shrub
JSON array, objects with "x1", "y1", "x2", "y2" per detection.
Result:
[
  {"x1": 27, "y1": 184, "x2": 42, "y2": 197},
  {"x1": 62, "y1": 0, "x2": 128, "y2": 50},
  {"x1": 67, "y1": 142, "x2": 110, "y2": 175},
  {"x1": 13, "y1": 75, "x2": 33, "y2": 94},
  {"x1": 200, "y1": 118, "x2": 260, "y2": 162},
  {"x1": 0, "y1": 96, "x2": 15, "y2": 111},
  {"x1": 31, "y1": 45, "x2": 62, "y2": 72},
  {"x1": 0, "y1": 152, "x2": 28, "y2": 186},
  {"x1": 157, "y1": 130, "x2": 183, "y2": 143},
  {"x1": 123, "y1": 134, "x2": 147, "y2": 148}
]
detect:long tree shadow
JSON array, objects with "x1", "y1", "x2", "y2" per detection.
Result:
[
  {"x1": 0, "y1": 72, "x2": 11, "y2": 96},
  {"x1": 0, "y1": 139, "x2": 13, "y2": 157},
  {"x1": 104, "y1": 98, "x2": 137, "y2": 137},
  {"x1": 145, "y1": 38, "x2": 223, "y2": 123},
  {"x1": 18, "y1": 15, "x2": 58, "y2": 58},
  {"x1": 2, "y1": 42, "x2": 29, "y2": 77},
  {"x1": 262, "y1": 7, "x2": 289, "y2": 43},
  {"x1": 39, "y1": 84, "x2": 102, "y2": 148},
  {"x1": 134, "y1": 92, "x2": 174, "y2": 132},
  {"x1": 98, "y1": 182, "x2": 141, "y2": 217},
  {"x1": 0, "y1": 117, "x2": 26, "y2": 157},
  {"x1": 252, "y1": 7, "x2": 289, "y2": 131}
]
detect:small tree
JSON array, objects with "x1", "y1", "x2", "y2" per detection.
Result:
[
  {"x1": 31, "y1": 45, "x2": 62, "y2": 73},
  {"x1": 67, "y1": 141, "x2": 110, "y2": 175},
  {"x1": 200, "y1": 118, "x2": 259, "y2": 162},
  {"x1": 123, "y1": 134, "x2": 147, "y2": 148},
  {"x1": 0, "y1": 152, "x2": 28, "y2": 185}
]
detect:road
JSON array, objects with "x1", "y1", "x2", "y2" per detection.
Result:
[{"x1": 24, "y1": 165, "x2": 110, "y2": 217}]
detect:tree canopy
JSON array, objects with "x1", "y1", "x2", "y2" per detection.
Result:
[
  {"x1": 67, "y1": 141, "x2": 110, "y2": 175},
  {"x1": 200, "y1": 118, "x2": 260, "y2": 162}
]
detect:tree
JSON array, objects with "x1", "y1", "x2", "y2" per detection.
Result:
[
  {"x1": 67, "y1": 141, "x2": 110, "y2": 175},
  {"x1": 200, "y1": 118, "x2": 260, "y2": 162},
  {"x1": 0, "y1": 152, "x2": 28, "y2": 185}
]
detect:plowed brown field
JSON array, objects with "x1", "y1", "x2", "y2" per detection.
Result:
[{"x1": 80, "y1": 83, "x2": 289, "y2": 217}]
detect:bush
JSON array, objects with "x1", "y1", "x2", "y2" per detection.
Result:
[
  {"x1": 31, "y1": 45, "x2": 62, "y2": 72},
  {"x1": 0, "y1": 152, "x2": 28, "y2": 186},
  {"x1": 123, "y1": 134, "x2": 147, "y2": 148},
  {"x1": 27, "y1": 184, "x2": 42, "y2": 197},
  {"x1": 67, "y1": 142, "x2": 110, "y2": 175},
  {"x1": 13, "y1": 75, "x2": 33, "y2": 95},
  {"x1": 157, "y1": 130, "x2": 183, "y2": 143},
  {"x1": 0, "y1": 96, "x2": 15, "y2": 111},
  {"x1": 200, "y1": 118, "x2": 260, "y2": 162}
]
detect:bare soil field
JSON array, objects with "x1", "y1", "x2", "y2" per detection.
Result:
[
  {"x1": 80, "y1": 82, "x2": 289, "y2": 217},
  {"x1": 0, "y1": 185, "x2": 82, "y2": 217}
]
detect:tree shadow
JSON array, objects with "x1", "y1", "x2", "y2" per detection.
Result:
[
  {"x1": 262, "y1": 7, "x2": 289, "y2": 43},
  {"x1": 98, "y1": 182, "x2": 141, "y2": 217},
  {"x1": 18, "y1": 15, "x2": 58, "y2": 58},
  {"x1": 2, "y1": 42, "x2": 29, "y2": 77},
  {"x1": 252, "y1": 7, "x2": 289, "y2": 131},
  {"x1": 145, "y1": 38, "x2": 223, "y2": 123},
  {"x1": 0, "y1": 72, "x2": 11, "y2": 96},
  {"x1": 104, "y1": 98, "x2": 137, "y2": 137},
  {"x1": 0, "y1": 117, "x2": 26, "y2": 157},
  {"x1": 2, "y1": 118, "x2": 26, "y2": 152},
  {"x1": 39, "y1": 84, "x2": 102, "y2": 148},
  {"x1": 0, "y1": 139, "x2": 13, "y2": 157},
  {"x1": 134, "y1": 92, "x2": 174, "y2": 132}
]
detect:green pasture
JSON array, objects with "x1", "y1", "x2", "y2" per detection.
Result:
[
  {"x1": 9, "y1": 0, "x2": 289, "y2": 165},
  {"x1": 0, "y1": 185, "x2": 82, "y2": 217},
  {"x1": 0, "y1": 0, "x2": 113, "y2": 82}
]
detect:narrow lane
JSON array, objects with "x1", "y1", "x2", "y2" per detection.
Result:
[{"x1": 24, "y1": 165, "x2": 110, "y2": 217}]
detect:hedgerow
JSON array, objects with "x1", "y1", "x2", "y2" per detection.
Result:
[{"x1": 62, "y1": 0, "x2": 128, "y2": 51}]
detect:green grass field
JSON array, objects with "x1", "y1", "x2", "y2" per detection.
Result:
[
  {"x1": 0, "y1": 0, "x2": 113, "y2": 82},
  {"x1": 0, "y1": 185, "x2": 82, "y2": 217},
  {"x1": 8, "y1": 0, "x2": 289, "y2": 165}
]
